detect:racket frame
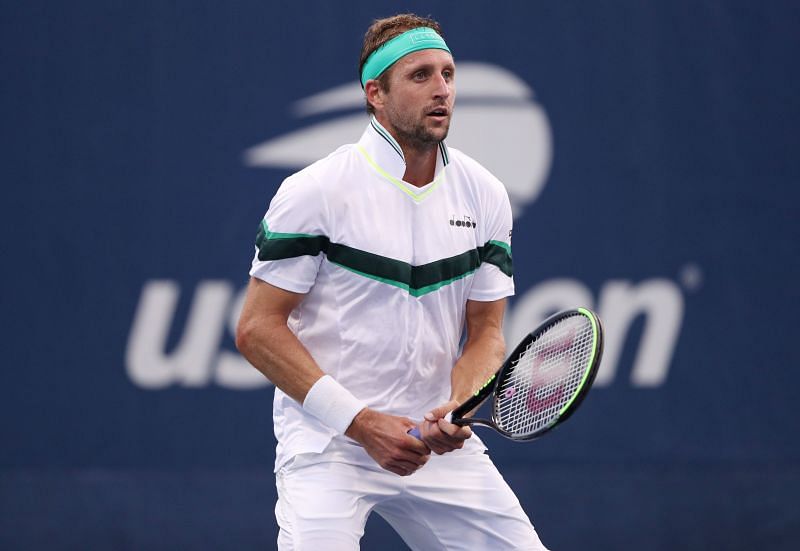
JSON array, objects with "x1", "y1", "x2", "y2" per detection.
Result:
[{"x1": 451, "y1": 308, "x2": 604, "y2": 441}]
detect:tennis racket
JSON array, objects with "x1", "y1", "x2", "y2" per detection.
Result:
[{"x1": 410, "y1": 308, "x2": 603, "y2": 441}]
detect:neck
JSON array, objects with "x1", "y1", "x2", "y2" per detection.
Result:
[
  {"x1": 400, "y1": 141, "x2": 438, "y2": 187},
  {"x1": 373, "y1": 114, "x2": 441, "y2": 187}
]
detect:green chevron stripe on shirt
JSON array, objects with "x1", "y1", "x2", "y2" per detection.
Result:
[
  {"x1": 255, "y1": 219, "x2": 329, "y2": 261},
  {"x1": 481, "y1": 240, "x2": 513, "y2": 276},
  {"x1": 255, "y1": 220, "x2": 512, "y2": 295}
]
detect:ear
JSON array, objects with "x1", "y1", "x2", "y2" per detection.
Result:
[{"x1": 364, "y1": 80, "x2": 385, "y2": 111}]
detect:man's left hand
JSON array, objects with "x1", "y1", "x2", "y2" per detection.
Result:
[{"x1": 419, "y1": 400, "x2": 473, "y2": 455}]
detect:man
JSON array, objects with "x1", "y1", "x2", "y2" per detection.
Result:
[{"x1": 236, "y1": 13, "x2": 548, "y2": 550}]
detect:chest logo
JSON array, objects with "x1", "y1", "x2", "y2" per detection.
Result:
[{"x1": 450, "y1": 214, "x2": 477, "y2": 229}]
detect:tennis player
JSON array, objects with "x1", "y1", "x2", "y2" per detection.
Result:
[{"x1": 236, "y1": 13, "x2": 548, "y2": 550}]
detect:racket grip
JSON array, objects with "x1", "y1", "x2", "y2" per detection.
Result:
[{"x1": 408, "y1": 412, "x2": 455, "y2": 439}]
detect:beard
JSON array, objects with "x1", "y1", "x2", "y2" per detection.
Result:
[{"x1": 385, "y1": 104, "x2": 451, "y2": 152}]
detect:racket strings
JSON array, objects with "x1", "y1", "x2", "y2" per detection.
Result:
[{"x1": 495, "y1": 315, "x2": 595, "y2": 437}]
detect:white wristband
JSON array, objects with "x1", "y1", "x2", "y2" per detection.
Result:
[{"x1": 302, "y1": 375, "x2": 366, "y2": 434}]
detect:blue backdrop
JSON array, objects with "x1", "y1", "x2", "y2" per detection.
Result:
[{"x1": 2, "y1": 1, "x2": 798, "y2": 549}]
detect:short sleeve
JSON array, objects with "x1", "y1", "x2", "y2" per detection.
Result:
[
  {"x1": 249, "y1": 172, "x2": 328, "y2": 294},
  {"x1": 469, "y1": 185, "x2": 515, "y2": 302}
]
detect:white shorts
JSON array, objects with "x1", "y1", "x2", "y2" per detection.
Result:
[{"x1": 274, "y1": 440, "x2": 548, "y2": 550}]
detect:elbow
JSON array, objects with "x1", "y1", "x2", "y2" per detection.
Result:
[
  {"x1": 236, "y1": 313, "x2": 284, "y2": 358},
  {"x1": 235, "y1": 317, "x2": 256, "y2": 357}
]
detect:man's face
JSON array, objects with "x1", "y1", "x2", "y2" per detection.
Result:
[{"x1": 378, "y1": 49, "x2": 456, "y2": 150}]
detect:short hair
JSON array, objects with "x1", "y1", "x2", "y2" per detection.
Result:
[{"x1": 359, "y1": 14, "x2": 445, "y2": 114}]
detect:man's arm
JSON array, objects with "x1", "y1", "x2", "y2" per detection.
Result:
[
  {"x1": 235, "y1": 278, "x2": 322, "y2": 401},
  {"x1": 418, "y1": 298, "x2": 507, "y2": 455},
  {"x1": 235, "y1": 277, "x2": 430, "y2": 475}
]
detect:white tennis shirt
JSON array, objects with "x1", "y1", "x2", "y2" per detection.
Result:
[{"x1": 250, "y1": 117, "x2": 514, "y2": 470}]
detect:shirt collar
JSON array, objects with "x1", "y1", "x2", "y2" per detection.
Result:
[{"x1": 357, "y1": 116, "x2": 450, "y2": 183}]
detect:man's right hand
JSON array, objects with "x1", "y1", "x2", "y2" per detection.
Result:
[{"x1": 345, "y1": 408, "x2": 431, "y2": 476}]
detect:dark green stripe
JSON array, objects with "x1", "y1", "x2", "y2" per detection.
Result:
[
  {"x1": 255, "y1": 221, "x2": 329, "y2": 261},
  {"x1": 255, "y1": 221, "x2": 513, "y2": 294},
  {"x1": 327, "y1": 244, "x2": 482, "y2": 292},
  {"x1": 479, "y1": 241, "x2": 513, "y2": 277},
  {"x1": 413, "y1": 249, "x2": 480, "y2": 288},
  {"x1": 327, "y1": 243, "x2": 410, "y2": 285}
]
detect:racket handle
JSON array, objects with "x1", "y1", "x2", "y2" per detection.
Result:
[{"x1": 408, "y1": 413, "x2": 454, "y2": 439}]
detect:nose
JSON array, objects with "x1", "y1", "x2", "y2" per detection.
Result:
[{"x1": 432, "y1": 73, "x2": 451, "y2": 100}]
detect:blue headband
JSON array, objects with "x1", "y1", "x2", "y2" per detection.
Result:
[{"x1": 360, "y1": 27, "x2": 451, "y2": 87}]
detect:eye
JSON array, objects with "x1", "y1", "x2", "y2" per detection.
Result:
[
  {"x1": 442, "y1": 69, "x2": 454, "y2": 81},
  {"x1": 413, "y1": 70, "x2": 428, "y2": 81}
]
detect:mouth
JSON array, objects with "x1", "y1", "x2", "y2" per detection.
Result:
[{"x1": 426, "y1": 107, "x2": 450, "y2": 121}]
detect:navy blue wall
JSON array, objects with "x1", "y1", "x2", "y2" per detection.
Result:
[{"x1": 2, "y1": 1, "x2": 798, "y2": 549}]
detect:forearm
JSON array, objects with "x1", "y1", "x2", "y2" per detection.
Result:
[
  {"x1": 237, "y1": 298, "x2": 428, "y2": 474},
  {"x1": 236, "y1": 311, "x2": 324, "y2": 404},
  {"x1": 450, "y1": 327, "x2": 505, "y2": 405},
  {"x1": 418, "y1": 322, "x2": 504, "y2": 454},
  {"x1": 236, "y1": 278, "x2": 368, "y2": 436}
]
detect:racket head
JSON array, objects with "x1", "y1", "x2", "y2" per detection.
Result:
[{"x1": 489, "y1": 308, "x2": 604, "y2": 441}]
